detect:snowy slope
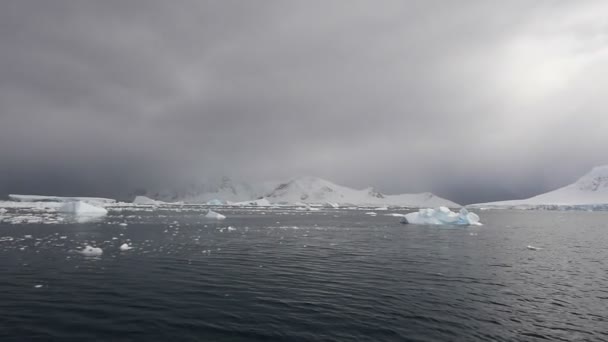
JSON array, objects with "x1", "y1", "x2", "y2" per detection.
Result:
[
  {"x1": 470, "y1": 165, "x2": 608, "y2": 208},
  {"x1": 139, "y1": 177, "x2": 278, "y2": 204},
  {"x1": 264, "y1": 177, "x2": 459, "y2": 207}
]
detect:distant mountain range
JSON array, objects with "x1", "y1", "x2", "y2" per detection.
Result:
[
  {"x1": 137, "y1": 176, "x2": 460, "y2": 207},
  {"x1": 469, "y1": 165, "x2": 608, "y2": 209}
]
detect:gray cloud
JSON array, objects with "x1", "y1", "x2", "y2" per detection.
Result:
[{"x1": 1, "y1": 0, "x2": 608, "y2": 203}]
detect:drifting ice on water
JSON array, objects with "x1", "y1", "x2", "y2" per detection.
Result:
[{"x1": 400, "y1": 207, "x2": 481, "y2": 226}]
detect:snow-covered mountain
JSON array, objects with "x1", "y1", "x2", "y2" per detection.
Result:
[
  {"x1": 130, "y1": 176, "x2": 459, "y2": 207},
  {"x1": 264, "y1": 176, "x2": 459, "y2": 207},
  {"x1": 469, "y1": 165, "x2": 608, "y2": 209},
  {"x1": 134, "y1": 177, "x2": 277, "y2": 204}
]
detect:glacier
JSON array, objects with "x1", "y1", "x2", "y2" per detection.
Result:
[{"x1": 400, "y1": 207, "x2": 481, "y2": 226}]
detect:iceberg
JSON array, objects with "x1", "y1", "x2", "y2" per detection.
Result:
[
  {"x1": 205, "y1": 210, "x2": 226, "y2": 220},
  {"x1": 400, "y1": 207, "x2": 481, "y2": 226},
  {"x1": 58, "y1": 201, "x2": 108, "y2": 216},
  {"x1": 120, "y1": 243, "x2": 133, "y2": 251}
]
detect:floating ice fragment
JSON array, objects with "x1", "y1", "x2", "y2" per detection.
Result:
[
  {"x1": 385, "y1": 213, "x2": 406, "y2": 217},
  {"x1": 34, "y1": 284, "x2": 43, "y2": 288},
  {"x1": 205, "y1": 210, "x2": 226, "y2": 220},
  {"x1": 527, "y1": 245, "x2": 541, "y2": 251}
]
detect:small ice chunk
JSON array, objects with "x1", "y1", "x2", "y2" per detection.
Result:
[
  {"x1": 365, "y1": 212, "x2": 377, "y2": 216},
  {"x1": 527, "y1": 245, "x2": 541, "y2": 251},
  {"x1": 34, "y1": 284, "x2": 43, "y2": 288},
  {"x1": 205, "y1": 210, "x2": 226, "y2": 220},
  {"x1": 227, "y1": 226, "x2": 236, "y2": 231},
  {"x1": 120, "y1": 243, "x2": 132, "y2": 251},
  {"x1": 119, "y1": 223, "x2": 128, "y2": 227},
  {"x1": 80, "y1": 245, "x2": 103, "y2": 257}
]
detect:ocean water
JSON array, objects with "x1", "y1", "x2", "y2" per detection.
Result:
[{"x1": 0, "y1": 207, "x2": 607, "y2": 341}]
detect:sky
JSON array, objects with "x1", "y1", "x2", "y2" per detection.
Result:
[{"x1": 1, "y1": 0, "x2": 608, "y2": 204}]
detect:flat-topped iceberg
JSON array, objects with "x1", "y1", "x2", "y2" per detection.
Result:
[
  {"x1": 9, "y1": 194, "x2": 115, "y2": 205},
  {"x1": 401, "y1": 207, "x2": 481, "y2": 226},
  {"x1": 58, "y1": 201, "x2": 108, "y2": 216}
]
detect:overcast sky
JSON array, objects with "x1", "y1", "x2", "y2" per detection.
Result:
[{"x1": 1, "y1": 1, "x2": 608, "y2": 204}]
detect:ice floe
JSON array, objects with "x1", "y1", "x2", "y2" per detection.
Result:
[
  {"x1": 120, "y1": 243, "x2": 133, "y2": 251},
  {"x1": 80, "y1": 245, "x2": 103, "y2": 257},
  {"x1": 400, "y1": 207, "x2": 481, "y2": 226}
]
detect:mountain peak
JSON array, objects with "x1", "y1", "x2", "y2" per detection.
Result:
[
  {"x1": 576, "y1": 165, "x2": 608, "y2": 192},
  {"x1": 265, "y1": 176, "x2": 458, "y2": 207}
]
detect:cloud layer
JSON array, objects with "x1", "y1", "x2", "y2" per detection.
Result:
[{"x1": 1, "y1": 1, "x2": 608, "y2": 203}]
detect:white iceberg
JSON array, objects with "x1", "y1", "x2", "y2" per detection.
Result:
[
  {"x1": 80, "y1": 245, "x2": 103, "y2": 257},
  {"x1": 205, "y1": 210, "x2": 226, "y2": 220},
  {"x1": 58, "y1": 201, "x2": 108, "y2": 216},
  {"x1": 400, "y1": 207, "x2": 481, "y2": 226}
]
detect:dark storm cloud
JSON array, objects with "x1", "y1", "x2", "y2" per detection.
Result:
[{"x1": 1, "y1": 0, "x2": 608, "y2": 203}]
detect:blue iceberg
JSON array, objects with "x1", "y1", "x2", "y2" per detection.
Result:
[{"x1": 400, "y1": 207, "x2": 481, "y2": 226}]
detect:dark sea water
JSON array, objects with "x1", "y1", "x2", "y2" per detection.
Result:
[{"x1": 0, "y1": 207, "x2": 607, "y2": 341}]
